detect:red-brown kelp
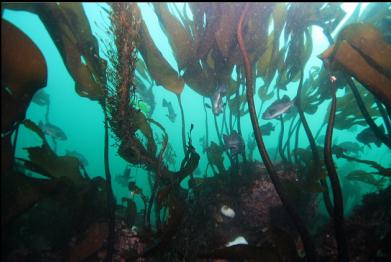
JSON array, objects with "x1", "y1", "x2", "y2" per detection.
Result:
[
  {"x1": 236, "y1": 3, "x2": 317, "y2": 261},
  {"x1": 104, "y1": 3, "x2": 141, "y2": 260},
  {"x1": 106, "y1": 3, "x2": 141, "y2": 140},
  {"x1": 277, "y1": 91, "x2": 288, "y2": 163},
  {"x1": 323, "y1": 73, "x2": 349, "y2": 262},
  {"x1": 3, "y1": 3, "x2": 107, "y2": 101},
  {"x1": 1, "y1": 20, "x2": 47, "y2": 172},
  {"x1": 346, "y1": 77, "x2": 391, "y2": 150},
  {"x1": 177, "y1": 94, "x2": 186, "y2": 155},
  {"x1": 145, "y1": 118, "x2": 168, "y2": 231},
  {"x1": 320, "y1": 23, "x2": 391, "y2": 149},
  {"x1": 296, "y1": 68, "x2": 334, "y2": 217},
  {"x1": 334, "y1": 151, "x2": 391, "y2": 177}
]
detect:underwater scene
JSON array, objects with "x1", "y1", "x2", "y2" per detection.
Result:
[{"x1": 1, "y1": 2, "x2": 391, "y2": 261}]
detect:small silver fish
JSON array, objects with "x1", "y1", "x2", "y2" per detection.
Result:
[
  {"x1": 211, "y1": 84, "x2": 227, "y2": 115},
  {"x1": 32, "y1": 89, "x2": 50, "y2": 106},
  {"x1": 115, "y1": 165, "x2": 132, "y2": 187},
  {"x1": 336, "y1": 142, "x2": 364, "y2": 156},
  {"x1": 223, "y1": 131, "x2": 245, "y2": 155},
  {"x1": 260, "y1": 122, "x2": 275, "y2": 136},
  {"x1": 39, "y1": 121, "x2": 67, "y2": 140},
  {"x1": 162, "y1": 98, "x2": 177, "y2": 123},
  {"x1": 65, "y1": 150, "x2": 88, "y2": 166},
  {"x1": 356, "y1": 125, "x2": 384, "y2": 148},
  {"x1": 262, "y1": 95, "x2": 294, "y2": 120}
]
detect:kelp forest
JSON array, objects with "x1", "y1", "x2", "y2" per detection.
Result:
[{"x1": 1, "y1": 2, "x2": 391, "y2": 261}]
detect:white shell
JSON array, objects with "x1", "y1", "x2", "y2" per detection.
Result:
[
  {"x1": 220, "y1": 205, "x2": 235, "y2": 218},
  {"x1": 225, "y1": 236, "x2": 248, "y2": 247}
]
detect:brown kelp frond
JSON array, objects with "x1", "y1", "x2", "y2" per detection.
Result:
[
  {"x1": 124, "y1": 3, "x2": 349, "y2": 100},
  {"x1": 1, "y1": 169, "x2": 61, "y2": 227},
  {"x1": 152, "y1": 3, "x2": 195, "y2": 71},
  {"x1": 137, "y1": 13, "x2": 185, "y2": 95},
  {"x1": 333, "y1": 82, "x2": 380, "y2": 130},
  {"x1": 276, "y1": 3, "x2": 346, "y2": 88},
  {"x1": 256, "y1": 3, "x2": 286, "y2": 88},
  {"x1": 1, "y1": 19, "x2": 47, "y2": 136},
  {"x1": 345, "y1": 170, "x2": 386, "y2": 189},
  {"x1": 3, "y1": 3, "x2": 107, "y2": 101},
  {"x1": 334, "y1": 151, "x2": 391, "y2": 177},
  {"x1": 319, "y1": 23, "x2": 391, "y2": 149},
  {"x1": 21, "y1": 119, "x2": 86, "y2": 186},
  {"x1": 320, "y1": 23, "x2": 391, "y2": 115},
  {"x1": 147, "y1": 118, "x2": 168, "y2": 169}
]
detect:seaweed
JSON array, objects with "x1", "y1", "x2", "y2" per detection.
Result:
[
  {"x1": 22, "y1": 119, "x2": 86, "y2": 186},
  {"x1": 323, "y1": 74, "x2": 349, "y2": 261},
  {"x1": 3, "y1": 2, "x2": 391, "y2": 261},
  {"x1": 237, "y1": 3, "x2": 317, "y2": 261},
  {"x1": 137, "y1": 10, "x2": 185, "y2": 95},
  {"x1": 321, "y1": 23, "x2": 391, "y2": 117},
  {"x1": 3, "y1": 3, "x2": 107, "y2": 101},
  {"x1": 152, "y1": 3, "x2": 195, "y2": 71},
  {"x1": 1, "y1": 19, "x2": 47, "y2": 134}
]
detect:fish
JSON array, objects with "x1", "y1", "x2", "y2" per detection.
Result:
[
  {"x1": 65, "y1": 150, "x2": 88, "y2": 166},
  {"x1": 335, "y1": 141, "x2": 364, "y2": 156},
  {"x1": 162, "y1": 98, "x2": 177, "y2": 123},
  {"x1": 32, "y1": 89, "x2": 50, "y2": 106},
  {"x1": 262, "y1": 95, "x2": 294, "y2": 120},
  {"x1": 38, "y1": 121, "x2": 67, "y2": 140},
  {"x1": 260, "y1": 122, "x2": 275, "y2": 136},
  {"x1": 356, "y1": 125, "x2": 384, "y2": 148},
  {"x1": 207, "y1": 84, "x2": 227, "y2": 115},
  {"x1": 346, "y1": 170, "x2": 384, "y2": 188},
  {"x1": 115, "y1": 165, "x2": 132, "y2": 187},
  {"x1": 332, "y1": 145, "x2": 347, "y2": 157},
  {"x1": 128, "y1": 181, "x2": 142, "y2": 196},
  {"x1": 136, "y1": 83, "x2": 155, "y2": 116},
  {"x1": 223, "y1": 131, "x2": 245, "y2": 155}
]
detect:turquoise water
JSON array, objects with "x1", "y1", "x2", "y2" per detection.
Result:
[
  {"x1": 2, "y1": 2, "x2": 391, "y2": 261},
  {"x1": 4, "y1": 2, "x2": 390, "y2": 213}
]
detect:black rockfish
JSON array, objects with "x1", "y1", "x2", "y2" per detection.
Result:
[
  {"x1": 223, "y1": 131, "x2": 245, "y2": 155},
  {"x1": 39, "y1": 121, "x2": 67, "y2": 141},
  {"x1": 262, "y1": 95, "x2": 294, "y2": 120},
  {"x1": 162, "y1": 98, "x2": 177, "y2": 123}
]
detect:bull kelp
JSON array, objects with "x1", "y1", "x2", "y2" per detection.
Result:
[{"x1": 2, "y1": 2, "x2": 391, "y2": 261}]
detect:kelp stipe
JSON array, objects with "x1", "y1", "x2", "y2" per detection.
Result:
[{"x1": 237, "y1": 3, "x2": 317, "y2": 261}]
